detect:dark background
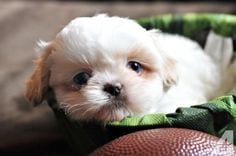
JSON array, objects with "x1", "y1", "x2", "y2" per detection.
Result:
[{"x1": 0, "y1": 0, "x2": 235, "y2": 155}]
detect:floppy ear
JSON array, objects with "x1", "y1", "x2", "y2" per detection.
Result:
[
  {"x1": 148, "y1": 29, "x2": 178, "y2": 88},
  {"x1": 161, "y1": 57, "x2": 178, "y2": 87},
  {"x1": 25, "y1": 43, "x2": 53, "y2": 106}
]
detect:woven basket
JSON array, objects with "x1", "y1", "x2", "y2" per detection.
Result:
[{"x1": 48, "y1": 13, "x2": 236, "y2": 156}]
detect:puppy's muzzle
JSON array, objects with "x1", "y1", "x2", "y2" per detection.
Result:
[{"x1": 103, "y1": 83, "x2": 123, "y2": 96}]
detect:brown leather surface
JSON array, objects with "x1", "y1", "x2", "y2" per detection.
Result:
[
  {"x1": 0, "y1": 1, "x2": 235, "y2": 155},
  {"x1": 91, "y1": 128, "x2": 236, "y2": 156}
]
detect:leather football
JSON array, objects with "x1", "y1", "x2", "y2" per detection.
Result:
[{"x1": 91, "y1": 128, "x2": 236, "y2": 156}]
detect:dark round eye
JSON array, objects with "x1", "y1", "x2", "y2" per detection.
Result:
[
  {"x1": 127, "y1": 61, "x2": 143, "y2": 74},
  {"x1": 73, "y1": 72, "x2": 91, "y2": 86}
]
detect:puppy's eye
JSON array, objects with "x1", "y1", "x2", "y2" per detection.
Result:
[
  {"x1": 127, "y1": 61, "x2": 143, "y2": 74},
  {"x1": 73, "y1": 72, "x2": 91, "y2": 86}
]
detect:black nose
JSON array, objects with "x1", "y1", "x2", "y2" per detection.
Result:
[{"x1": 103, "y1": 83, "x2": 122, "y2": 96}]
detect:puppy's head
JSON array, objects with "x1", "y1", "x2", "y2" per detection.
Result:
[{"x1": 25, "y1": 14, "x2": 177, "y2": 122}]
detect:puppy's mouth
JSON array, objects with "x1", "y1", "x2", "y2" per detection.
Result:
[
  {"x1": 91, "y1": 90, "x2": 130, "y2": 121},
  {"x1": 58, "y1": 83, "x2": 130, "y2": 122},
  {"x1": 96, "y1": 98, "x2": 130, "y2": 122},
  {"x1": 106, "y1": 94, "x2": 126, "y2": 108},
  {"x1": 102, "y1": 82, "x2": 127, "y2": 108}
]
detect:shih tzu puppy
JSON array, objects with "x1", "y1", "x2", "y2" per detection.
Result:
[{"x1": 25, "y1": 14, "x2": 236, "y2": 122}]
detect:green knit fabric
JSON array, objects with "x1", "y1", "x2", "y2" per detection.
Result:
[
  {"x1": 108, "y1": 93, "x2": 236, "y2": 138},
  {"x1": 138, "y1": 13, "x2": 236, "y2": 47},
  {"x1": 48, "y1": 14, "x2": 236, "y2": 156},
  {"x1": 111, "y1": 113, "x2": 169, "y2": 126},
  {"x1": 138, "y1": 14, "x2": 236, "y2": 37}
]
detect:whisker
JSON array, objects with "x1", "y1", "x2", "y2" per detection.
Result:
[
  {"x1": 69, "y1": 102, "x2": 100, "y2": 117},
  {"x1": 59, "y1": 102, "x2": 74, "y2": 115},
  {"x1": 68, "y1": 102, "x2": 90, "y2": 114},
  {"x1": 61, "y1": 98, "x2": 75, "y2": 103},
  {"x1": 59, "y1": 96, "x2": 111, "y2": 117},
  {"x1": 80, "y1": 105, "x2": 99, "y2": 117},
  {"x1": 69, "y1": 105, "x2": 87, "y2": 115},
  {"x1": 67, "y1": 103, "x2": 86, "y2": 112}
]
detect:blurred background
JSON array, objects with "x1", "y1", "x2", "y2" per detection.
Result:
[{"x1": 0, "y1": 0, "x2": 235, "y2": 155}]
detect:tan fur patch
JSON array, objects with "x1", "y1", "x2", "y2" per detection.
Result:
[
  {"x1": 126, "y1": 49, "x2": 158, "y2": 79},
  {"x1": 25, "y1": 41, "x2": 58, "y2": 106},
  {"x1": 163, "y1": 57, "x2": 178, "y2": 86}
]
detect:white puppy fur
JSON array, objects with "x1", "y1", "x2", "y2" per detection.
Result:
[{"x1": 26, "y1": 14, "x2": 236, "y2": 122}]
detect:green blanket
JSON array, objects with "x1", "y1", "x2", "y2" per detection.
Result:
[{"x1": 47, "y1": 14, "x2": 236, "y2": 156}]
